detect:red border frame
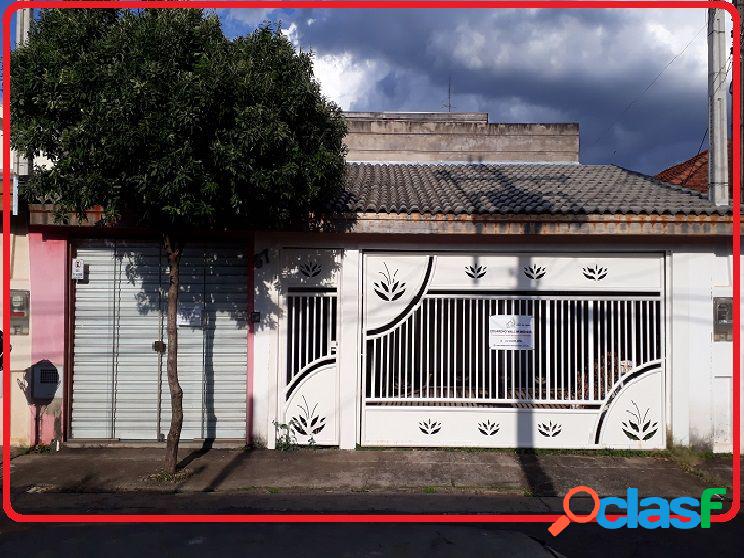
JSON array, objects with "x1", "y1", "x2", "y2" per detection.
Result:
[{"x1": 2, "y1": 0, "x2": 740, "y2": 525}]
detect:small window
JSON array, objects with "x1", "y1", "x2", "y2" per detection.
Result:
[{"x1": 714, "y1": 297, "x2": 733, "y2": 342}]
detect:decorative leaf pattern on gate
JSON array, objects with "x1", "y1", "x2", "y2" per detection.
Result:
[
  {"x1": 477, "y1": 420, "x2": 500, "y2": 436},
  {"x1": 524, "y1": 264, "x2": 546, "y2": 280},
  {"x1": 537, "y1": 420, "x2": 562, "y2": 438},
  {"x1": 465, "y1": 264, "x2": 487, "y2": 279},
  {"x1": 582, "y1": 264, "x2": 608, "y2": 281},
  {"x1": 373, "y1": 263, "x2": 406, "y2": 302},
  {"x1": 419, "y1": 418, "x2": 442, "y2": 435},
  {"x1": 290, "y1": 396, "x2": 326, "y2": 442},
  {"x1": 299, "y1": 261, "x2": 322, "y2": 278},
  {"x1": 621, "y1": 400, "x2": 658, "y2": 441}
]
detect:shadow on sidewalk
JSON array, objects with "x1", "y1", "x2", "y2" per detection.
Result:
[
  {"x1": 515, "y1": 450, "x2": 557, "y2": 497},
  {"x1": 176, "y1": 441, "x2": 253, "y2": 492}
]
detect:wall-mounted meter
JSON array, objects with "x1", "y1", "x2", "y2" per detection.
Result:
[
  {"x1": 10, "y1": 289, "x2": 30, "y2": 335},
  {"x1": 713, "y1": 297, "x2": 733, "y2": 342}
]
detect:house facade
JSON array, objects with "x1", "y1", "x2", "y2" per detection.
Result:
[{"x1": 2, "y1": 112, "x2": 741, "y2": 452}]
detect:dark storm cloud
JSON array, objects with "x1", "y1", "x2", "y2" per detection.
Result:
[{"x1": 226, "y1": 8, "x2": 717, "y2": 174}]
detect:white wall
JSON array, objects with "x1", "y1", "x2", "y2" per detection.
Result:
[{"x1": 249, "y1": 234, "x2": 737, "y2": 452}]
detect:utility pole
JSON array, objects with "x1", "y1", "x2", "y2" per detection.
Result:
[
  {"x1": 735, "y1": 1, "x2": 743, "y2": 203},
  {"x1": 10, "y1": 6, "x2": 33, "y2": 215},
  {"x1": 709, "y1": 8, "x2": 730, "y2": 206}
]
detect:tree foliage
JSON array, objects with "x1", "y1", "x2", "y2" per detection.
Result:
[
  {"x1": 10, "y1": 8, "x2": 347, "y2": 472},
  {"x1": 10, "y1": 8, "x2": 347, "y2": 231}
]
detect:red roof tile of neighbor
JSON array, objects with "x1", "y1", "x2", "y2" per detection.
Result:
[{"x1": 655, "y1": 139, "x2": 733, "y2": 196}]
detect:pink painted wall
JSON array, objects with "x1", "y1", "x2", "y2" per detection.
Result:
[{"x1": 28, "y1": 232, "x2": 66, "y2": 444}]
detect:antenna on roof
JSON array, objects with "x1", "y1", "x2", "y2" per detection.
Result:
[{"x1": 442, "y1": 76, "x2": 455, "y2": 113}]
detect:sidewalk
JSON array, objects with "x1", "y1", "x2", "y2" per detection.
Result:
[{"x1": 4, "y1": 447, "x2": 739, "y2": 515}]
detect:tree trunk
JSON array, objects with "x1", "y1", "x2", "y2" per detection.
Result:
[{"x1": 163, "y1": 234, "x2": 183, "y2": 474}]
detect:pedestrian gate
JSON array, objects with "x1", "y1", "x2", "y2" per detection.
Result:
[
  {"x1": 361, "y1": 252, "x2": 665, "y2": 449},
  {"x1": 278, "y1": 249, "x2": 341, "y2": 445}
]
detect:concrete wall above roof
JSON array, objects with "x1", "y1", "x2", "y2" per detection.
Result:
[{"x1": 343, "y1": 111, "x2": 580, "y2": 164}]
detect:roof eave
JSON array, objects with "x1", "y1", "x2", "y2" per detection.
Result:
[{"x1": 333, "y1": 212, "x2": 735, "y2": 236}]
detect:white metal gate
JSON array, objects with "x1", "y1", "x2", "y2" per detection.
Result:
[
  {"x1": 278, "y1": 249, "x2": 340, "y2": 445},
  {"x1": 361, "y1": 252, "x2": 666, "y2": 449},
  {"x1": 71, "y1": 240, "x2": 248, "y2": 441}
]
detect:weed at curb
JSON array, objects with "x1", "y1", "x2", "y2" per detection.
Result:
[
  {"x1": 273, "y1": 420, "x2": 299, "y2": 452},
  {"x1": 145, "y1": 468, "x2": 194, "y2": 485}
]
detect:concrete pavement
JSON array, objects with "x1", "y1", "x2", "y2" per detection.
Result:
[{"x1": 5, "y1": 447, "x2": 735, "y2": 495}]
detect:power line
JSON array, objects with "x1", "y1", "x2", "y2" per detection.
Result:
[{"x1": 590, "y1": 22, "x2": 707, "y2": 151}]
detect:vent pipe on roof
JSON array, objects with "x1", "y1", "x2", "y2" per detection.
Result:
[{"x1": 708, "y1": 8, "x2": 729, "y2": 206}]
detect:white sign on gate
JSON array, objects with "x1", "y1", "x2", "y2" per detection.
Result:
[{"x1": 489, "y1": 315, "x2": 533, "y2": 350}]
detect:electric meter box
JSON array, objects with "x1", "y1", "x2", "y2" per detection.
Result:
[
  {"x1": 10, "y1": 289, "x2": 30, "y2": 335},
  {"x1": 31, "y1": 363, "x2": 60, "y2": 402}
]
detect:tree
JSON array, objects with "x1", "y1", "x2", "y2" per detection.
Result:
[{"x1": 10, "y1": 9, "x2": 346, "y2": 473}]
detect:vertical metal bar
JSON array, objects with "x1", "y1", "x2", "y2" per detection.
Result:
[
  {"x1": 588, "y1": 301, "x2": 595, "y2": 401},
  {"x1": 457, "y1": 298, "x2": 462, "y2": 398},
  {"x1": 467, "y1": 298, "x2": 472, "y2": 398},
  {"x1": 602, "y1": 300, "x2": 608, "y2": 399},
  {"x1": 427, "y1": 301, "x2": 432, "y2": 399},
  {"x1": 396, "y1": 325, "x2": 402, "y2": 399},
  {"x1": 385, "y1": 334, "x2": 390, "y2": 399},
  {"x1": 419, "y1": 306, "x2": 423, "y2": 400},
  {"x1": 643, "y1": 300, "x2": 648, "y2": 363},
  {"x1": 655, "y1": 300, "x2": 660, "y2": 360},
  {"x1": 475, "y1": 298, "x2": 480, "y2": 399},
  {"x1": 630, "y1": 300, "x2": 637, "y2": 367},
  {"x1": 546, "y1": 300, "x2": 552, "y2": 401},
  {"x1": 517, "y1": 299, "x2": 522, "y2": 399},
  {"x1": 403, "y1": 320, "x2": 408, "y2": 398},
  {"x1": 370, "y1": 336, "x2": 376, "y2": 399},
  {"x1": 487, "y1": 299, "x2": 492, "y2": 399},
  {"x1": 558, "y1": 300, "x2": 564, "y2": 400},
  {"x1": 508, "y1": 299, "x2": 514, "y2": 399},
  {"x1": 287, "y1": 297, "x2": 294, "y2": 381},
  {"x1": 610, "y1": 300, "x2": 616, "y2": 389},
  {"x1": 446, "y1": 298, "x2": 451, "y2": 398},
  {"x1": 530, "y1": 299, "x2": 535, "y2": 400},
  {"x1": 438, "y1": 298, "x2": 443, "y2": 399},
  {"x1": 621, "y1": 299, "x2": 627, "y2": 371},
  {"x1": 572, "y1": 300, "x2": 577, "y2": 400},
  {"x1": 579, "y1": 300, "x2": 585, "y2": 400},
  {"x1": 303, "y1": 296, "x2": 309, "y2": 368},
  {"x1": 426, "y1": 299, "x2": 430, "y2": 398},
  {"x1": 650, "y1": 300, "x2": 655, "y2": 362}
]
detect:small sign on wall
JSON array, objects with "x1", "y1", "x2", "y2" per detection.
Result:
[
  {"x1": 71, "y1": 258, "x2": 85, "y2": 280},
  {"x1": 489, "y1": 315, "x2": 534, "y2": 350}
]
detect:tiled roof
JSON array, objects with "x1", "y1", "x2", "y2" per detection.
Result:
[
  {"x1": 334, "y1": 163, "x2": 730, "y2": 216},
  {"x1": 655, "y1": 140, "x2": 733, "y2": 196}
]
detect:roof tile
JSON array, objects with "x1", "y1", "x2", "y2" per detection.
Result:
[{"x1": 339, "y1": 163, "x2": 731, "y2": 216}]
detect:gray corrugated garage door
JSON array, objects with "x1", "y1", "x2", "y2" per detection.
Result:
[{"x1": 71, "y1": 240, "x2": 247, "y2": 441}]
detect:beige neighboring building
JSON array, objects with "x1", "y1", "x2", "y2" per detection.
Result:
[
  {"x1": 1, "y1": 107, "x2": 33, "y2": 446},
  {"x1": 343, "y1": 112, "x2": 579, "y2": 163}
]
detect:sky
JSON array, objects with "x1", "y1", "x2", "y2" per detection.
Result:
[
  {"x1": 1, "y1": 4, "x2": 735, "y2": 175},
  {"x1": 219, "y1": 6, "x2": 732, "y2": 175}
]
